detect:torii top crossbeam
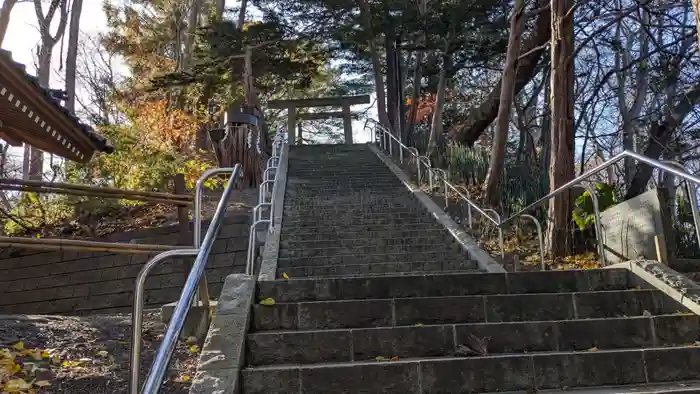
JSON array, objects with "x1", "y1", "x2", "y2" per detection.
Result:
[
  {"x1": 0, "y1": 50, "x2": 113, "y2": 162},
  {"x1": 266, "y1": 95, "x2": 370, "y2": 145}
]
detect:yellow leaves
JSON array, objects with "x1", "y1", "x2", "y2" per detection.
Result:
[
  {"x1": 175, "y1": 375, "x2": 191, "y2": 383},
  {"x1": 61, "y1": 360, "x2": 83, "y2": 368},
  {"x1": 588, "y1": 347, "x2": 600, "y2": 352},
  {"x1": 281, "y1": 272, "x2": 290, "y2": 279},
  {"x1": 375, "y1": 356, "x2": 401, "y2": 362},
  {"x1": 11, "y1": 342, "x2": 24, "y2": 351},
  {"x1": 259, "y1": 298, "x2": 276, "y2": 306},
  {"x1": 3, "y1": 378, "x2": 31, "y2": 392},
  {"x1": 95, "y1": 350, "x2": 109, "y2": 358},
  {"x1": 414, "y1": 323, "x2": 424, "y2": 327},
  {"x1": 188, "y1": 345, "x2": 201, "y2": 354}
]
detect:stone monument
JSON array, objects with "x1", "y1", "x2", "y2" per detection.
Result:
[{"x1": 599, "y1": 188, "x2": 674, "y2": 264}]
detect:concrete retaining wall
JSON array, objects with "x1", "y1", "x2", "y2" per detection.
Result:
[{"x1": 0, "y1": 213, "x2": 252, "y2": 315}]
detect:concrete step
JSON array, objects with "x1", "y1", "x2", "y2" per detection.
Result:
[
  {"x1": 240, "y1": 347, "x2": 700, "y2": 393},
  {"x1": 277, "y1": 260, "x2": 479, "y2": 278},
  {"x1": 277, "y1": 242, "x2": 462, "y2": 259},
  {"x1": 246, "y1": 314, "x2": 700, "y2": 366},
  {"x1": 280, "y1": 223, "x2": 446, "y2": 234},
  {"x1": 276, "y1": 251, "x2": 466, "y2": 268},
  {"x1": 256, "y1": 269, "x2": 633, "y2": 303},
  {"x1": 282, "y1": 216, "x2": 438, "y2": 228},
  {"x1": 283, "y1": 204, "x2": 426, "y2": 213},
  {"x1": 251, "y1": 289, "x2": 679, "y2": 331},
  {"x1": 279, "y1": 235, "x2": 453, "y2": 250},
  {"x1": 282, "y1": 208, "x2": 429, "y2": 217},
  {"x1": 280, "y1": 228, "x2": 450, "y2": 243}
]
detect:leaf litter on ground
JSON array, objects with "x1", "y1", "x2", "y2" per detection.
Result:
[{"x1": 0, "y1": 311, "x2": 198, "y2": 393}]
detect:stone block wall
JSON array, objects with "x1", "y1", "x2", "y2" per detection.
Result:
[{"x1": 0, "y1": 213, "x2": 251, "y2": 315}]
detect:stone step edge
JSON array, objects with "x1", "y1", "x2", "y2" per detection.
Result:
[
  {"x1": 276, "y1": 260, "x2": 477, "y2": 269},
  {"x1": 276, "y1": 251, "x2": 467, "y2": 262},
  {"x1": 248, "y1": 313, "x2": 692, "y2": 336},
  {"x1": 242, "y1": 345, "x2": 696, "y2": 371},
  {"x1": 254, "y1": 288, "x2": 657, "y2": 305},
  {"x1": 279, "y1": 270, "x2": 485, "y2": 280},
  {"x1": 277, "y1": 243, "x2": 460, "y2": 252}
]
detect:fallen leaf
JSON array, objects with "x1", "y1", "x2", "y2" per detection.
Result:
[
  {"x1": 375, "y1": 356, "x2": 389, "y2": 361},
  {"x1": 282, "y1": 272, "x2": 290, "y2": 279},
  {"x1": 185, "y1": 336, "x2": 198, "y2": 344},
  {"x1": 61, "y1": 360, "x2": 83, "y2": 368},
  {"x1": 12, "y1": 342, "x2": 24, "y2": 351},
  {"x1": 4, "y1": 378, "x2": 32, "y2": 391},
  {"x1": 96, "y1": 350, "x2": 109, "y2": 357},
  {"x1": 34, "y1": 380, "x2": 51, "y2": 387},
  {"x1": 588, "y1": 347, "x2": 600, "y2": 352},
  {"x1": 390, "y1": 356, "x2": 400, "y2": 361},
  {"x1": 414, "y1": 323, "x2": 424, "y2": 327},
  {"x1": 260, "y1": 298, "x2": 276, "y2": 306},
  {"x1": 189, "y1": 345, "x2": 200, "y2": 354}
]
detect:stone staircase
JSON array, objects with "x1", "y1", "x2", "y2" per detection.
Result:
[
  {"x1": 234, "y1": 144, "x2": 700, "y2": 393},
  {"x1": 277, "y1": 144, "x2": 479, "y2": 278}
]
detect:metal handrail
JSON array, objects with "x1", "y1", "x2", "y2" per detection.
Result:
[
  {"x1": 499, "y1": 150, "x2": 700, "y2": 255},
  {"x1": 368, "y1": 120, "x2": 499, "y2": 228},
  {"x1": 659, "y1": 160, "x2": 700, "y2": 250},
  {"x1": 129, "y1": 248, "x2": 199, "y2": 394},
  {"x1": 245, "y1": 130, "x2": 286, "y2": 276},
  {"x1": 139, "y1": 164, "x2": 242, "y2": 394}
]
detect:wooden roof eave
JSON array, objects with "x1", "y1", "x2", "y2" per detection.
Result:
[{"x1": 0, "y1": 51, "x2": 110, "y2": 162}]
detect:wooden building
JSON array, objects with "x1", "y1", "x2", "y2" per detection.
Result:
[{"x1": 0, "y1": 49, "x2": 113, "y2": 163}]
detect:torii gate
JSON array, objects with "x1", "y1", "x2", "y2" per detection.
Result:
[{"x1": 267, "y1": 95, "x2": 370, "y2": 145}]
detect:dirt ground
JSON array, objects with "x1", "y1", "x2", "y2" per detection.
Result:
[{"x1": 0, "y1": 310, "x2": 198, "y2": 393}]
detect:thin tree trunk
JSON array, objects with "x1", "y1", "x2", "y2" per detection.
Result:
[
  {"x1": 547, "y1": 0, "x2": 575, "y2": 259},
  {"x1": 450, "y1": 0, "x2": 550, "y2": 145},
  {"x1": 65, "y1": 0, "x2": 83, "y2": 113},
  {"x1": 27, "y1": 0, "x2": 69, "y2": 181},
  {"x1": 384, "y1": 11, "x2": 398, "y2": 132},
  {"x1": 237, "y1": 0, "x2": 247, "y2": 28},
  {"x1": 181, "y1": 0, "x2": 201, "y2": 71},
  {"x1": 483, "y1": 0, "x2": 525, "y2": 205},
  {"x1": 0, "y1": 0, "x2": 18, "y2": 47},
  {"x1": 357, "y1": 0, "x2": 390, "y2": 131},
  {"x1": 427, "y1": 33, "x2": 453, "y2": 158}
]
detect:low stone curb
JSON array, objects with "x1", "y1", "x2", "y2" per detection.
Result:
[
  {"x1": 189, "y1": 274, "x2": 255, "y2": 394},
  {"x1": 367, "y1": 144, "x2": 506, "y2": 273},
  {"x1": 258, "y1": 143, "x2": 290, "y2": 282},
  {"x1": 613, "y1": 259, "x2": 700, "y2": 315}
]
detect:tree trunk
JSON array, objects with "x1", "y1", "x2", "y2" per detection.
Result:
[
  {"x1": 450, "y1": 0, "x2": 550, "y2": 146},
  {"x1": 0, "y1": 0, "x2": 18, "y2": 47},
  {"x1": 384, "y1": 12, "x2": 398, "y2": 132},
  {"x1": 625, "y1": 81, "x2": 700, "y2": 199},
  {"x1": 357, "y1": 0, "x2": 390, "y2": 131},
  {"x1": 547, "y1": 0, "x2": 575, "y2": 259},
  {"x1": 404, "y1": 51, "x2": 423, "y2": 146},
  {"x1": 181, "y1": 0, "x2": 201, "y2": 71},
  {"x1": 27, "y1": 0, "x2": 68, "y2": 181},
  {"x1": 427, "y1": 35, "x2": 453, "y2": 158},
  {"x1": 237, "y1": 0, "x2": 247, "y2": 28},
  {"x1": 65, "y1": 0, "x2": 83, "y2": 113},
  {"x1": 483, "y1": 0, "x2": 524, "y2": 205},
  {"x1": 692, "y1": 0, "x2": 700, "y2": 49}
]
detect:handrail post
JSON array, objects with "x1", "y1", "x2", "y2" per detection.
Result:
[
  {"x1": 484, "y1": 209, "x2": 504, "y2": 259},
  {"x1": 130, "y1": 248, "x2": 198, "y2": 394},
  {"x1": 519, "y1": 214, "x2": 545, "y2": 270}
]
